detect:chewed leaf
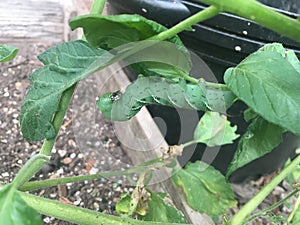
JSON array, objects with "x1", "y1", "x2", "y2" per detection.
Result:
[
  {"x1": 194, "y1": 111, "x2": 239, "y2": 147},
  {"x1": 140, "y1": 192, "x2": 186, "y2": 224},
  {"x1": 224, "y1": 43, "x2": 300, "y2": 135},
  {"x1": 226, "y1": 116, "x2": 285, "y2": 178},
  {"x1": 0, "y1": 185, "x2": 43, "y2": 225},
  {"x1": 172, "y1": 161, "x2": 237, "y2": 217},
  {"x1": 116, "y1": 194, "x2": 147, "y2": 216},
  {"x1": 20, "y1": 40, "x2": 114, "y2": 141},
  {"x1": 0, "y1": 44, "x2": 18, "y2": 62},
  {"x1": 116, "y1": 192, "x2": 186, "y2": 223}
]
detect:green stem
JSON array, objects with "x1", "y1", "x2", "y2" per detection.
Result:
[
  {"x1": 148, "y1": 5, "x2": 220, "y2": 41},
  {"x1": 230, "y1": 150, "x2": 300, "y2": 225},
  {"x1": 139, "y1": 157, "x2": 164, "y2": 167},
  {"x1": 12, "y1": 154, "x2": 50, "y2": 189},
  {"x1": 286, "y1": 192, "x2": 300, "y2": 224},
  {"x1": 175, "y1": 69, "x2": 199, "y2": 84},
  {"x1": 197, "y1": 0, "x2": 300, "y2": 42},
  {"x1": 246, "y1": 189, "x2": 298, "y2": 224},
  {"x1": 90, "y1": 0, "x2": 106, "y2": 14},
  {"x1": 13, "y1": 85, "x2": 76, "y2": 188},
  {"x1": 182, "y1": 140, "x2": 198, "y2": 149},
  {"x1": 40, "y1": 85, "x2": 76, "y2": 156},
  {"x1": 20, "y1": 191, "x2": 186, "y2": 225},
  {"x1": 205, "y1": 81, "x2": 229, "y2": 90},
  {"x1": 20, "y1": 168, "x2": 140, "y2": 192},
  {"x1": 20, "y1": 157, "x2": 164, "y2": 192}
]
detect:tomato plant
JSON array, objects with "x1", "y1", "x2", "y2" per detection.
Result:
[{"x1": 1, "y1": 0, "x2": 300, "y2": 224}]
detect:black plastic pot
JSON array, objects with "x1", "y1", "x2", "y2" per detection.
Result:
[{"x1": 108, "y1": 0, "x2": 300, "y2": 182}]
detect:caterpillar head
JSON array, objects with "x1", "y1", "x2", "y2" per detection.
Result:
[{"x1": 97, "y1": 92, "x2": 120, "y2": 119}]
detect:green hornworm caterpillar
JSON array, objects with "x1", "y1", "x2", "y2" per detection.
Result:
[{"x1": 98, "y1": 77, "x2": 236, "y2": 121}]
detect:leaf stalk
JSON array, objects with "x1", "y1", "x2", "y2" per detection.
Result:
[
  {"x1": 230, "y1": 150, "x2": 300, "y2": 225},
  {"x1": 148, "y1": 5, "x2": 220, "y2": 41},
  {"x1": 196, "y1": 0, "x2": 300, "y2": 42},
  {"x1": 20, "y1": 191, "x2": 187, "y2": 225}
]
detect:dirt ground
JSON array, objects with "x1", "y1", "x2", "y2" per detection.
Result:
[{"x1": 0, "y1": 1, "x2": 298, "y2": 225}]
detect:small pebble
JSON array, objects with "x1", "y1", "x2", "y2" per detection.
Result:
[
  {"x1": 56, "y1": 168, "x2": 64, "y2": 175},
  {"x1": 43, "y1": 217, "x2": 51, "y2": 223},
  {"x1": 93, "y1": 202, "x2": 100, "y2": 210},
  {"x1": 15, "y1": 82, "x2": 22, "y2": 90},
  {"x1": 58, "y1": 149, "x2": 67, "y2": 157},
  {"x1": 50, "y1": 193, "x2": 57, "y2": 198},
  {"x1": 74, "y1": 200, "x2": 81, "y2": 206},
  {"x1": 62, "y1": 157, "x2": 72, "y2": 164},
  {"x1": 70, "y1": 153, "x2": 77, "y2": 159},
  {"x1": 1, "y1": 172, "x2": 9, "y2": 177}
]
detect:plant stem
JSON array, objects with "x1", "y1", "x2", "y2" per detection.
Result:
[
  {"x1": 20, "y1": 191, "x2": 187, "y2": 225},
  {"x1": 20, "y1": 168, "x2": 140, "y2": 192},
  {"x1": 148, "y1": 5, "x2": 220, "y2": 41},
  {"x1": 196, "y1": 0, "x2": 300, "y2": 42},
  {"x1": 175, "y1": 69, "x2": 199, "y2": 84},
  {"x1": 90, "y1": 0, "x2": 106, "y2": 14},
  {"x1": 20, "y1": 157, "x2": 164, "y2": 191},
  {"x1": 205, "y1": 81, "x2": 229, "y2": 90},
  {"x1": 12, "y1": 86, "x2": 76, "y2": 187},
  {"x1": 12, "y1": 154, "x2": 50, "y2": 189},
  {"x1": 286, "y1": 192, "x2": 300, "y2": 224},
  {"x1": 246, "y1": 189, "x2": 298, "y2": 224},
  {"x1": 182, "y1": 140, "x2": 198, "y2": 149},
  {"x1": 40, "y1": 85, "x2": 76, "y2": 156},
  {"x1": 230, "y1": 150, "x2": 300, "y2": 225}
]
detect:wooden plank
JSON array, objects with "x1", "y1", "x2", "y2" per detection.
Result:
[{"x1": 0, "y1": 0, "x2": 65, "y2": 43}]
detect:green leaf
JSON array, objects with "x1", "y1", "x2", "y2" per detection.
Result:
[
  {"x1": 116, "y1": 194, "x2": 147, "y2": 216},
  {"x1": 140, "y1": 192, "x2": 186, "y2": 224},
  {"x1": 284, "y1": 157, "x2": 300, "y2": 185},
  {"x1": 226, "y1": 116, "x2": 285, "y2": 177},
  {"x1": 70, "y1": 14, "x2": 192, "y2": 80},
  {"x1": 194, "y1": 111, "x2": 239, "y2": 147},
  {"x1": 129, "y1": 48, "x2": 192, "y2": 80},
  {"x1": 224, "y1": 43, "x2": 300, "y2": 135},
  {"x1": 0, "y1": 185, "x2": 43, "y2": 225},
  {"x1": 116, "y1": 194, "x2": 130, "y2": 215},
  {"x1": 172, "y1": 161, "x2": 237, "y2": 217},
  {"x1": 20, "y1": 40, "x2": 114, "y2": 141},
  {"x1": 289, "y1": 205, "x2": 300, "y2": 225},
  {"x1": 0, "y1": 44, "x2": 18, "y2": 62},
  {"x1": 243, "y1": 108, "x2": 258, "y2": 122},
  {"x1": 70, "y1": 14, "x2": 183, "y2": 49},
  {"x1": 116, "y1": 192, "x2": 186, "y2": 223}
]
